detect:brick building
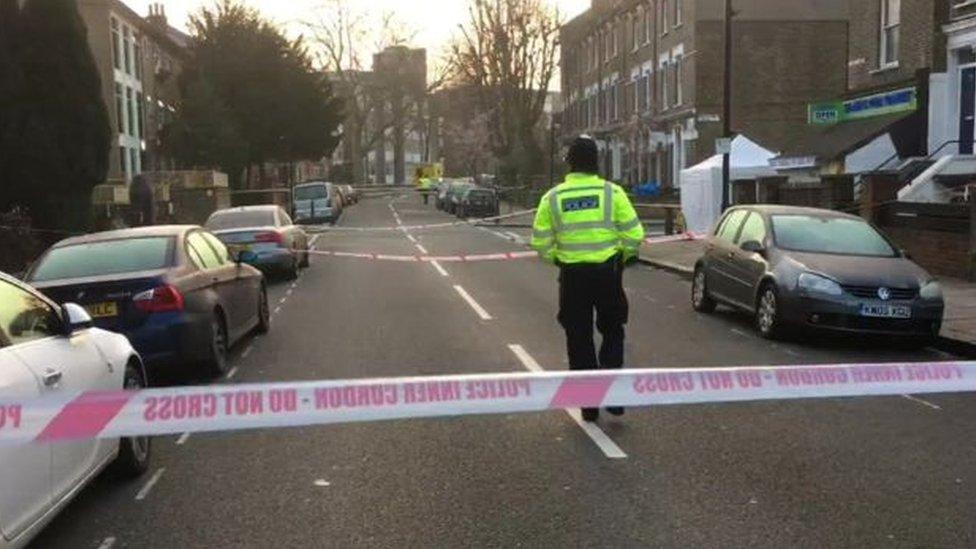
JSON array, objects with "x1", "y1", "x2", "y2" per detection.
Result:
[
  {"x1": 559, "y1": 0, "x2": 848, "y2": 188},
  {"x1": 77, "y1": 1, "x2": 188, "y2": 186}
]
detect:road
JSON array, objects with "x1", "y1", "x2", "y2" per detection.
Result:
[{"x1": 32, "y1": 192, "x2": 976, "y2": 548}]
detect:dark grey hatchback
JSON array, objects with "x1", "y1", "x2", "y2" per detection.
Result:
[{"x1": 691, "y1": 205, "x2": 945, "y2": 341}]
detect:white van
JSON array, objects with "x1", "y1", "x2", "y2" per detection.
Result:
[{"x1": 292, "y1": 181, "x2": 340, "y2": 224}]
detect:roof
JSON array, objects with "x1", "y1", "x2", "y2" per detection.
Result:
[
  {"x1": 53, "y1": 225, "x2": 199, "y2": 247},
  {"x1": 733, "y1": 204, "x2": 861, "y2": 220},
  {"x1": 774, "y1": 111, "x2": 918, "y2": 163}
]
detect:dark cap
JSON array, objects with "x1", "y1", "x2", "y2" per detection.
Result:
[{"x1": 565, "y1": 135, "x2": 599, "y2": 174}]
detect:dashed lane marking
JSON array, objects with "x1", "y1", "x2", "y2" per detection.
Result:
[
  {"x1": 506, "y1": 344, "x2": 627, "y2": 460},
  {"x1": 415, "y1": 243, "x2": 429, "y2": 255},
  {"x1": 241, "y1": 345, "x2": 253, "y2": 359},
  {"x1": 97, "y1": 536, "x2": 117, "y2": 549},
  {"x1": 273, "y1": 306, "x2": 281, "y2": 315},
  {"x1": 226, "y1": 366, "x2": 239, "y2": 380},
  {"x1": 453, "y1": 285, "x2": 492, "y2": 320},
  {"x1": 430, "y1": 260, "x2": 449, "y2": 277},
  {"x1": 901, "y1": 394, "x2": 942, "y2": 410},
  {"x1": 135, "y1": 468, "x2": 165, "y2": 501},
  {"x1": 175, "y1": 432, "x2": 191, "y2": 445}
]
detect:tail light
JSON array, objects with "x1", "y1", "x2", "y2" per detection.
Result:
[
  {"x1": 133, "y1": 285, "x2": 184, "y2": 313},
  {"x1": 254, "y1": 231, "x2": 284, "y2": 245}
]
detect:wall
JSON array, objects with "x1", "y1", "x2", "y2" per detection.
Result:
[{"x1": 875, "y1": 202, "x2": 971, "y2": 280}]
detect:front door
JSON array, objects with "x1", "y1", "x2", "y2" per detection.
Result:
[
  {"x1": 707, "y1": 209, "x2": 749, "y2": 302},
  {"x1": 728, "y1": 212, "x2": 770, "y2": 307},
  {"x1": 960, "y1": 67, "x2": 976, "y2": 155}
]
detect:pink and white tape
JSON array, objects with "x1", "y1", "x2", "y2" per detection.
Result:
[
  {"x1": 1, "y1": 361, "x2": 972, "y2": 445},
  {"x1": 307, "y1": 209, "x2": 538, "y2": 233},
  {"x1": 298, "y1": 233, "x2": 704, "y2": 263}
]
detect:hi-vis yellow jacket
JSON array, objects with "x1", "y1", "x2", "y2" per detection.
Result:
[{"x1": 531, "y1": 173, "x2": 645, "y2": 265}]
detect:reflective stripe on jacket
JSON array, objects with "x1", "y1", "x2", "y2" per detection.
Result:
[{"x1": 530, "y1": 173, "x2": 645, "y2": 265}]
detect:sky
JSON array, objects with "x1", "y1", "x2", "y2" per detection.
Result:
[{"x1": 128, "y1": 0, "x2": 590, "y2": 66}]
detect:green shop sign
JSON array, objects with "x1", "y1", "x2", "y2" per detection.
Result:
[{"x1": 808, "y1": 87, "x2": 917, "y2": 125}]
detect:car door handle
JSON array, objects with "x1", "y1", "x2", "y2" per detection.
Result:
[{"x1": 42, "y1": 369, "x2": 63, "y2": 387}]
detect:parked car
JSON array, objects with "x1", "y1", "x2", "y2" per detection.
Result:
[
  {"x1": 434, "y1": 180, "x2": 452, "y2": 211},
  {"x1": 340, "y1": 184, "x2": 359, "y2": 204},
  {"x1": 205, "y1": 205, "x2": 309, "y2": 279},
  {"x1": 25, "y1": 226, "x2": 270, "y2": 379},
  {"x1": 445, "y1": 181, "x2": 476, "y2": 215},
  {"x1": 456, "y1": 187, "x2": 500, "y2": 219},
  {"x1": 691, "y1": 205, "x2": 945, "y2": 342},
  {"x1": 0, "y1": 271, "x2": 151, "y2": 548},
  {"x1": 292, "y1": 181, "x2": 340, "y2": 224}
]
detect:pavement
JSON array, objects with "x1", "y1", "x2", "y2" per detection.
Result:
[
  {"x1": 637, "y1": 238, "x2": 976, "y2": 351},
  {"x1": 30, "y1": 192, "x2": 976, "y2": 548}
]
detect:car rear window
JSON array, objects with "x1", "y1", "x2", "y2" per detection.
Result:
[
  {"x1": 294, "y1": 185, "x2": 328, "y2": 200},
  {"x1": 206, "y1": 210, "x2": 275, "y2": 230},
  {"x1": 29, "y1": 237, "x2": 173, "y2": 282},
  {"x1": 771, "y1": 215, "x2": 896, "y2": 257}
]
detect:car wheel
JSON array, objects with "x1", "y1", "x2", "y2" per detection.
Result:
[
  {"x1": 204, "y1": 313, "x2": 229, "y2": 376},
  {"x1": 691, "y1": 266, "x2": 717, "y2": 313},
  {"x1": 756, "y1": 283, "x2": 782, "y2": 339},
  {"x1": 256, "y1": 285, "x2": 271, "y2": 334},
  {"x1": 109, "y1": 361, "x2": 151, "y2": 478}
]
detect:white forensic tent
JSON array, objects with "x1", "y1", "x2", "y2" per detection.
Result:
[{"x1": 679, "y1": 136, "x2": 778, "y2": 234}]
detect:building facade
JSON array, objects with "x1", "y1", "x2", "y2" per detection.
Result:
[
  {"x1": 77, "y1": 0, "x2": 187, "y2": 186},
  {"x1": 560, "y1": 0, "x2": 848, "y2": 188}
]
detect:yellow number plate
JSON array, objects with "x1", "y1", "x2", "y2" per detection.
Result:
[{"x1": 85, "y1": 302, "x2": 118, "y2": 318}]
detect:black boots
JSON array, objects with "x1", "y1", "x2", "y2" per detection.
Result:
[{"x1": 581, "y1": 408, "x2": 599, "y2": 422}]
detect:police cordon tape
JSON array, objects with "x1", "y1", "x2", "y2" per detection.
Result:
[
  {"x1": 306, "y1": 209, "x2": 538, "y2": 233},
  {"x1": 0, "y1": 361, "x2": 971, "y2": 445},
  {"x1": 297, "y1": 233, "x2": 703, "y2": 262}
]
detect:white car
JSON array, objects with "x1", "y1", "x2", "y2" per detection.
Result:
[{"x1": 0, "y1": 271, "x2": 151, "y2": 548}]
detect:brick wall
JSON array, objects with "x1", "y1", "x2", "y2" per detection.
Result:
[
  {"x1": 847, "y1": 0, "x2": 947, "y2": 93},
  {"x1": 875, "y1": 202, "x2": 971, "y2": 280}
]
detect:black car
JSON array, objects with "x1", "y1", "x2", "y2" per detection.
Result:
[
  {"x1": 456, "y1": 187, "x2": 500, "y2": 218},
  {"x1": 26, "y1": 225, "x2": 270, "y2": 379},
  {"x1": 691, "y1": 205, "x2": 944, "y2": 341}
]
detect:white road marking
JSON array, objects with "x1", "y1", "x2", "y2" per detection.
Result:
[
  {"x1": 507, "y1": 344, "x2": 627, "y2": 459},
  {"x1": 453, "y1": 285, "x2": 492, "y2": 320},
  {"x1": 226, "y1": 366, "x2": 239, "y2": 380},
  {"x1": 273, "y1": 306, "x2": 281, "y2": 315},
  {"x1": 313, "y1": 479, "x2": 332, "y2": 487},
  {"x1": 241, "y1": 345, "x2": 253, "y2": 359},
  {"x1": 97, "y1": 537, "x2": 117, "y2": 549},
  {"x1": 279, "y1": 297, "x2": 288, "y2": 305},
  {"x1": 784, "y1": 348, "x2": 803, "y2": 358},
  {"x1": 309, "y1": 234, "x2": 320, "y2": 246},
  {"x1": 504, "y1": 231, "x2": 522, "y2": 241},
  {"x1": 415, "y1": 243, "x2": 429, "y2": 255},
  {"x1": 406, "y1": 233, "x2": 418, "y2": 243},
  {"x1": 901, "y1": 394, "x2": 942, "y2": 410},
  {"x1": 286, "y1": 288, "x2": 293, "y2": 296},
  {"x1": 730, "y1": 328, "x2": 750, "y2": 338},
  {"x1": 135, "y1": 468, "x2": 165, "y2": 501},
  {"x1": 175, "y1": 432, "x2": 191, "y2": 445},
  {"x1": 430, "y1": 260, "x2": 449, "y2": 277}
]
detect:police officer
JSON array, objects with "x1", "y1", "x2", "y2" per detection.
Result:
[{"x1": 531, "y1": 136, "x2": 645, "y2": 422}]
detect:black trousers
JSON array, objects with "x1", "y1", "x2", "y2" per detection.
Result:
[{"x1": 558, "y1": 256, "x2": 628, "y2": 372}]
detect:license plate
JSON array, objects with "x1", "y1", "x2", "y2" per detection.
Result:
[
  {"x1": 860, "y1": 303, "x2": 911, "y2": 319},
  {"x1": 85, "y1": 302, "x2": 118, "y2": 318}
]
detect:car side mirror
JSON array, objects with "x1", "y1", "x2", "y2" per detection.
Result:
[
  {"x1": 740, "y1": 240, "x2": 766, "y2": 254},
  {"x1": 61, "y1": 303, "x2": 93, "y2": 334}
]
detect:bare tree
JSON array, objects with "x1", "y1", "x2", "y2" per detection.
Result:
[
  {"x1": 442, "y1": 112, "x2": 493, "y2": 176},
  {"x1": 448, "y1": 0, "x2": 560, "y2": 178},
  {"x1": 304, "y1": 0, "x2": 447, "y2": 184}
]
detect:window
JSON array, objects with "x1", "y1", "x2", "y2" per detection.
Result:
[
  {"x1": 612, "y1": 82, "x2": 619, "y2": 120},
  {"x1": 123, "y1": 26, "x2": 132, "y2": 74},
  {"x1": 205, "y1": 210, "x2": 276, "y2": 230},
  {"x1": 675, "y1": 0, "x2": 683, "y2": 26},
  {"x1": 126, "y1": 87, "x2": 135, "y2": 136},
  {"x1": 0, "y1": 280, "x2": 60, "y2": 347},
  {"x1": 129, "y1": 147, "x2": 138, "y2": 177},
  {"x1": 612, "y1": 20, "x2": 619, "y2": 57},
  {"x1": 632, "y1": 11, "x2": 641, "y2": 51},
  {"x1": 114, "y1": 83, "x2": 125, "y2": 134},
  {"x1": 118, "y1": 146, "x2": 126, "y2": 176},
  {"x1": 278, "y1": 209, "x2": 294, "y2": 227},
  {"x1": 771, "y1": 215, "x2": 897, "y2": 257},
  {"x1": 136, "y1": 92, "x2": 144, "y2": 139},
  {"x1": 645, "y1": 71, "x2": 652, "y2": 111},
  {"x1": 134, "y1": 40, "x2": 143, "y2": 81},
  {"x1": 661, "y1": 59, "x2": 670, "y2": 108},
  {"x1": 604, "y1": 27, "x2": 611, "y2": 61},
  {"x1": 29, "y1": 237, "x2": 174, "y2": 282},
  {"x1": 716, "y1": 209, "x2": 748, "y2": 242},
  {"x1": 110, "y1": 17, "x2": 121, "y2": 70},
  {"x1": 187, "y1": 233, "x2": 222, "y2": 269},
  {"x1": 201, "y1": 233, "x2": 231, "y2": 265},
  {"x1": 737, "y1": 213, "x2": 767, "y2": 245},
  {"x1": 674, "y1": 54, "x2": 683, "y2": 105},
  {"x1": 660, "y1": 0, "x2": 669, "y2": 35},
  {"x1": 880, "y1": 0, "x2": 900, "y2": 67}
]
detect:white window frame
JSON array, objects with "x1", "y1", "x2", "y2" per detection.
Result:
[
  {"x1": 659, "y1": 55, "x2": 670, "y2": 109},
  {"x1": 660, "y1": 0, "x2": 669, "y2": 36},
  {"x1": 632, "y1": 10, "x2": 642, "y2": 52},
  {"x1": 673, "y1": 45, "x2": 685, "y2": 106},
  {"x1": 644, "y1": 4, "x2": 652, "y2": 44},
  {"x1": 612, "y1": 19, "x2": 619, "y2": 57},
  {"x1": 879, "y1": 0, "x2": 900, "y2": 68},
  {"x1": 675, "y1": 0, "x2": 683, "y2": 27}
]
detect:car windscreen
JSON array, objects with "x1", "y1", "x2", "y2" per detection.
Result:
[
  {"x1": 29, "y1": 237, "x2": 174, "y2": 282},
  {"x1": 206, "y1": 210, "x2": 275, "y2": 230},
  {"x1": 294, "y1": 185, "x2": 328, "y2": 200},
  {"x1": 771, "y1": 215, "x2": 896, "y2": 257}
]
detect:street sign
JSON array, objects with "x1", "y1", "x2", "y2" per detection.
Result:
[
  {"x1": 808, "y1": 86, "x2": 917, "y2": 125},
  {"x1": 715, "y1": 137, "x2": 732, "y2": 155}
]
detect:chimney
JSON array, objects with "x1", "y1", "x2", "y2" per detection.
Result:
[{"x1": 146, "y1": 3, "x2": 168, "y2": 28}]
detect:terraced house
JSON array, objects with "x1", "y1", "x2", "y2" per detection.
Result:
[{"x1": 559, "y1": 0, "x2": 848, "y2": 188}]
